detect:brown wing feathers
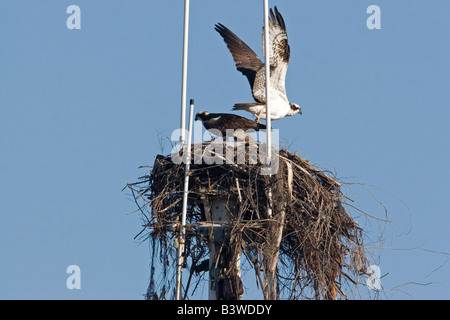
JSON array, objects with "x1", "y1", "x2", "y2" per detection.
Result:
[
  {"x1": 214, "y1": 23, "x2": 263, "y2": 88},
  {"x1": 272, "y1": 7, "x2": 286, "y2": 31}
]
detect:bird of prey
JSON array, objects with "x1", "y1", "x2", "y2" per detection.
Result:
[
  {"x1": 215, "y1": 7, "x2": 302, "y2": 122},
  {"x1": 195, "y1": 111, "x2": 266, "y2": 138}
]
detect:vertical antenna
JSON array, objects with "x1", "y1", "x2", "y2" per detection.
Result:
[
  {"x1": 263, "y1": 0, "x2": 275, "y2": 300},
  {"x1": 176, "y1": 99, "x2": 194, "y2": 300},
  {"x1": 263, "y1": 0, "x2": 271, "y2": 168},
  {"x1": 176, "y1": 0, "x2": 190, "y2": 299},
  {"x1": 180, "y1": 0, "x2": 190, "y2": 145},
  {"x1": 263, "y1": 0, "x2": 273, "y2": 220}
]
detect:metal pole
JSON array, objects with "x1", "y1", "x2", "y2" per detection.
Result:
[
  {"x1": 263, "y1": 0, "x2": 271, "y2": 169},
  {"x1": 208, "y1": 199, "x2": 227, "y2": 300},
  {"x1": 263, "y1": 0, "x2": 276, "y2": 300},
  {"x1": 263, "y1": 0, "x2": 273, "y2": 219},
  {"x1": 176, "y1": 99, "x2": 194, "y2": 300},
  {"x1": 180, "y1": 0, "x2": 190, "y2": 145},
  {"x1": 206, "y1": 198, "x2": 237, "y2": 300},
  {"x1": 176, "y1": 0, "x2": 190, "y2": 299}
]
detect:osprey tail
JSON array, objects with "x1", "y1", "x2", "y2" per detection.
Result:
[
  {"x1": 233, "y1": 103, "x2": 265, "y2": 111},
  {"x1": 233, "y1": 103, "x2": 267, "y2": 121}
]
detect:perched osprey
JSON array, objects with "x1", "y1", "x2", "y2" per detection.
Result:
[
  {"x1": 215, "y1": 7, "x2": 302, "y2": 122},
  {"x1": 195, "y1": 111, "x2": 266, "y2": 137}
]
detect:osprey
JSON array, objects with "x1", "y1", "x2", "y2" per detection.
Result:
[
  {"x1": 195, "y1": 111, "x2": 266, "y2": 137},
  {"x1": 215, "y1": 7, "x2": 302, "y2": 122}
]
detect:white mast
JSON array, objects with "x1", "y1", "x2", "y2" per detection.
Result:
[
  {"x1": 180, "y1": 0, "x2": 190, "y2": 146},
  {"x1": 263, "y1": 0, "x2": 272, "y2": 172},
  {"x1": 263, "y1": 0, "x2": 273, "y2": 219},
  {"x1": 176, "y1": 99, "x2": 194, "y2": 300},
  {"x1": 176, "y1": 0, "x2": 190, "y2": 299}
]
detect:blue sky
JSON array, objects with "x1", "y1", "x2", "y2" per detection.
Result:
[{"x1": 0, "y1": 0, "x2": 449, "y2": 299}]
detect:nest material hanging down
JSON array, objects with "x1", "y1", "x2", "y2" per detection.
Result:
[{"x1": 130, "y1": 142, "x2": 368, "y2": 300}]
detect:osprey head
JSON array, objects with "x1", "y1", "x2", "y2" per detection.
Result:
[
  {"x1": 289, "y1": 103, "x2": 302, "y2": 116},
  {"x1": 195, "y1": 111, "x2": 210, "y2": 122}
]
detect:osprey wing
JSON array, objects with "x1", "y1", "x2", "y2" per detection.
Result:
[
  {"x1": 215, "y1": 23, "x2": 264, "y2": 92},
  {"x1": 261, "y1": 7, "x2": 290, "y2": 96},
  {"x1": 262, "y1": 7, "x2": 290, "y2": 68}
]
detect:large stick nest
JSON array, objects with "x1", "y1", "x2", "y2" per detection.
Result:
[{"x1": 128, "y1": 142, "x2": 369, "y2": 300}]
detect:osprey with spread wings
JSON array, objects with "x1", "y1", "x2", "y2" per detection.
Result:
[{"x1": 215, "y1": 6, "x2": 302, "y2": 122}]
